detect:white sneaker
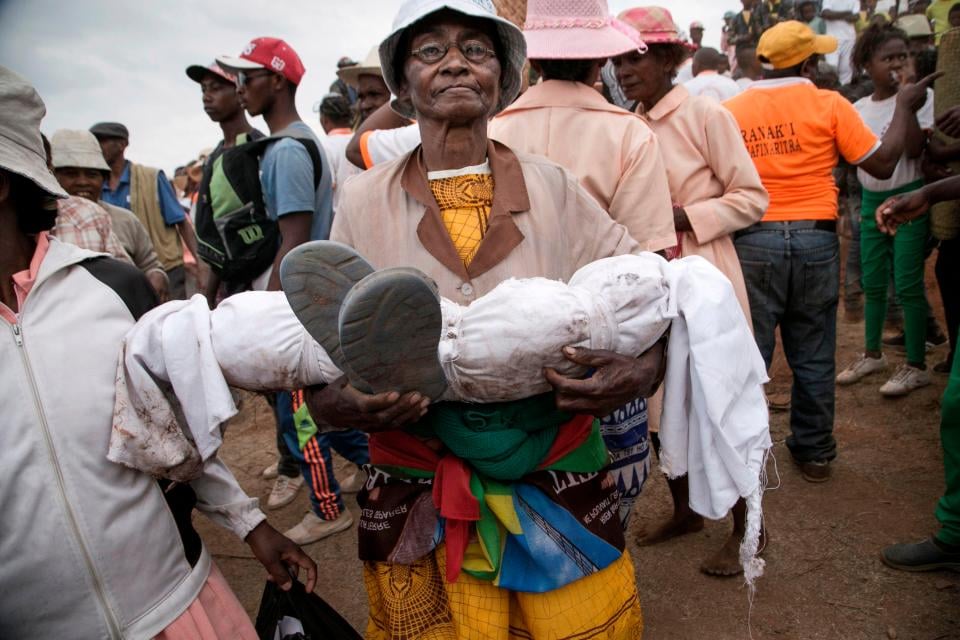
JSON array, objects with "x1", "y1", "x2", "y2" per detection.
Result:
[
  {"x1": 879, "y1": 364, "x2": 931, "y2": 397},
  {"x1": 836, "y1": 354, "x2": 888, "y2": 385},
  {"x1": 266, "y1": 474, "x2": 303, "y2": 510},
  {"x1": 261, "y1": 461, "x2": 279, "y2": 480},
  {"x1": 339, "y1": 469, "x2": 366, "y2": 494},
  {"x1": 283, "y1": 510, "x2": 354, "y2": 545}
]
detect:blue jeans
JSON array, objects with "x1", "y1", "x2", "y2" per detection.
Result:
[
  {"x1": 735, "y1": 225, "x2": 839, "y2": 463},
  {"x1": 276, "y1": 391, "x2": 369, "y2": 520}
]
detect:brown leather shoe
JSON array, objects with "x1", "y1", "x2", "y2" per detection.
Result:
[{"x1": 796, "y1": 459, "x2": 831, "y2": 483}]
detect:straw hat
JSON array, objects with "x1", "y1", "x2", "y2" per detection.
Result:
[
  {"x1": 0, "y1": 66, "x2": 66, "y2": 198},
  {"x1": 50, "y1": 129, "x2": 110, "y2": 172},
  {"x1": 522, "y1": 0, "x2": 645, "y2": 60},
  {"x1": 896, "y1": 14, "x2": 934, "y2": 38},
  {"x1": 337, "y1": 47, "x2": 385, "y2": 88},
  {"x1": 494, "y1": 0, "x2": 527, "y2": 26},
  {"x1": 379, "y1": 0, "x2": 527, "y2": 119}
]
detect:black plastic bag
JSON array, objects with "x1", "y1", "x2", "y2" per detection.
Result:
[{"x1": 254, "y1": 579, "x2": 362, "y2": 640}]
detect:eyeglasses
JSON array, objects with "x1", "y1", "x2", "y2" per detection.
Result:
[
  {"x1": 410, "y1": 41, "x2": 497, "y2": 64},
  {"x1": 236, "y1": 70, "x2": 275, "y2": 87}
]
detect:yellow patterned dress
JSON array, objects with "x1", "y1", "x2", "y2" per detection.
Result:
[
  {"x1": 429, "y1": 168, "x2": 495, "y2": 267},
  {"x1": 362, "y1": 165, "x2": 643, "y2": 640}
]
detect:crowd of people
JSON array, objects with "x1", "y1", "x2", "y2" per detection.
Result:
[{"x1": 2, "y1": 0, "x2": 960, "y2": 637}]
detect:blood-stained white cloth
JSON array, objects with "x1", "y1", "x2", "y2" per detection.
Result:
[{"x1": 109, "y1": 293, "x2": 340, "y2": 481}]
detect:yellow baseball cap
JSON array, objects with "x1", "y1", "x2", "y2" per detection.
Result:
[{"x1": 757, "y1": 21, "x2": 838, "y2": 70}]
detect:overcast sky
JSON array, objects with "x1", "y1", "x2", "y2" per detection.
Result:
[{"x1": 0, "y1": 0, "x2": 728, "y2": 173}]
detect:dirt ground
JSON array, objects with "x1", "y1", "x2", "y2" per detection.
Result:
[{"x1": 195, "y1": 241, "x2": 960, "y2": 639}]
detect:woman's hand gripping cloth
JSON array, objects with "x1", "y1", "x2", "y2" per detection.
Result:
[
  {"x1": 574, "y1": 254, "x2": 772, "y2": 585},
  {"x1": 109, "y1": 293, "x2": 342, "y2": 481}
]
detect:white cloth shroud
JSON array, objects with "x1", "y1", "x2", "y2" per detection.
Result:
[
  {"x1": 110, "y1": 254, "x2": 771, "y2": 581},
  {"x1": 109, "y1": 293, "x2": 340, "y2": 481}
]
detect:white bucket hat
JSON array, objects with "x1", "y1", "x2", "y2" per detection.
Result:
[
  {"x1": 0, "y1": 66, "x2": 66, "y2": 198},
  {"x1": 379, "y1": 0, "x2": 527, "y2": 119},
  {"x1": 50, "y1": 129, "x2": 110, "y2": 172},
  {"x1": 337, "y1": 46, "x2": 385, "y2": 88}
]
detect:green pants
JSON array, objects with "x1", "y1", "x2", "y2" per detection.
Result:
[
  {"x1": 937, "y1": 350, "x2": 960, "y2": 546},
  {"x1": 861, "y1": 182, "x2": 929, "y2": 364}
]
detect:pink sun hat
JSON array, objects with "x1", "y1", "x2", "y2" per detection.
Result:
[
  {"x1": 618, "y1": 6, "x2": 696, "y2": 49},
  {"x1": 523, "y1": 0, "x2": 646, "y2": 60}
]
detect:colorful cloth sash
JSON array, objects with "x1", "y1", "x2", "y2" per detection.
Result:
[{"x1": 368, "y1": 393, "x2": 619, "y2": 588}]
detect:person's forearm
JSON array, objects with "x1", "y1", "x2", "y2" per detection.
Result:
[
  {"x1": 177, "y1": 219, "x2": 200, "y2": 259},
  {"x1": 190, "y1": 457, "x2": 266, "y2": 540},
  {"x1": 923, "y1": 175, "x2": 960, "y2": 206},
  {"x1": 904, "y1": 114, "x2": 924, "y2": 159},
  {"x1": 861, "y1": 104, "x2": 912, "y2": 179},
  {"x1": 205, "y1": 271, "x2": 221, "y2": 308},
  {"x1": 673, "y1": 206, "x2": 693, "y2": 232},
  {"x1": 820, "y1": 9, "x2": 856, "y2": 20},
  {"x1": 928, "y1": 137, "x2": 960, "y2": 163},
  {"x1": 266, "y1": 213, "x2": 312, "y2": 291},
  {"x1": 267, "y1": 241, "x2": 296, "y2": 291},
  {"x1": 346, "y1": 102, "x2": 411, "y2": 168}
]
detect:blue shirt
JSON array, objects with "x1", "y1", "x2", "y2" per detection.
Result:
[
  {"x1": 101, "y1": 161, "x2": 186, "y2": 226},
  {"x1": 259, "y1": 121, "x2": 334, "y2": 241}
]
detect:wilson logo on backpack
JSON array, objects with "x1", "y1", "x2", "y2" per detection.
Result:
[{"x1": 237, "y1": 224, "x2": 265, "y2": 245}]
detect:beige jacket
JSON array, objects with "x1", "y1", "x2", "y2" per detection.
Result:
[
  {"x1": 101, "y1": 200, "x2": 167, "y2": 279},
  {"x1": 640, "y1": 86, "x2": 769, "y2": 318},
  {"x1": 488, "y1": 80, "x2": 676, "y2": 253},
  {"x1": 332, "y1": 140, "x2": 641, "y2": 304}
]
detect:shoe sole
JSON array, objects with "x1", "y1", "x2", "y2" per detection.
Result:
[
  {"x1": 339, "y1": 473, "x2": 366, "y2": 494},
  {"x1": 279, "y1": 241, "x2": 374, "y2": 373},
  {"x1": 880, "y1": 383, "x2": 931, "y2": 397},
  {"x1": 339, "y1": 268, "x2": 447, "y2": 399},
  {"x1": 880, "y1": 553, "x2": 960, "y2": 573},
  {"x1": 836, "y1": 368, "x2": 887, "y2": 386},
  {"x1": 266, "y1": 483, "x2": 303, "y2": 510},
  {"x1": 287, "y1": 514, "x2": 355, "y2": 545},
  {"x1": 261, "y1": 462, "x2": 279, "y2": 480},
  {"x1": 793, "y1": 459, "x2": 831, "y2": 483},
  {"x1": 800, "y1": 471, "x2": 831, "y2": 483}
]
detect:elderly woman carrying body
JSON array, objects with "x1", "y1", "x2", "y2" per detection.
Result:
[{"x1": 310, "y1": 1, "x2": 658, "y2": 638}]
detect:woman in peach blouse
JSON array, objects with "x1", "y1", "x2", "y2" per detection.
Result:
[{"x1": 614, "y1": 6, "x2": 770, "y2": 577}]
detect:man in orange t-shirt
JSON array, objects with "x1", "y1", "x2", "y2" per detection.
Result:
[{"x1": 724, "y1": 21, "x2": 935, "y2": 481}]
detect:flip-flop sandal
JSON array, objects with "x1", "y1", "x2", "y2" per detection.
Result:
[
  {"x1": 279, "y1": 241, "x2": 374, "y2": 373},
  {"x1": 338, "y1": 267, "x2": 447, "y2": 399}
]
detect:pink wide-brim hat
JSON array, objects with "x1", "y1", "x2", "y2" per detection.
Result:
[
  {"x1": 618, "y1": 6, "x2": 696, "y2": 49},
  {"x1": 523, "y1": 0, "x2": 646, "y2": 59}
]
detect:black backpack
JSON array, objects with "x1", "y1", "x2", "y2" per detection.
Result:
[{"x1": 195, "y1": 127, "x2": 324, "y2": 284}]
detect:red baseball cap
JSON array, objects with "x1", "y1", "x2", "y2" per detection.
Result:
[{"x1": 216, "y1": 37, "x2": 306, "y2": 86}]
